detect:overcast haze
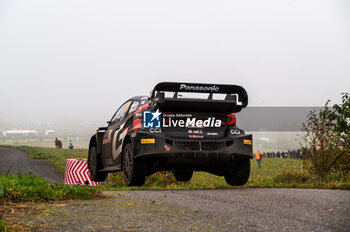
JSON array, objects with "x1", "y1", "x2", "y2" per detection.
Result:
[{"x1": 0, "y1": 0, "x2": 349, "y2": 125}]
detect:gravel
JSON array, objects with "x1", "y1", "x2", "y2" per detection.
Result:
[{"x1": 9, "y1": 188, "x2": 350, "y2": 232}]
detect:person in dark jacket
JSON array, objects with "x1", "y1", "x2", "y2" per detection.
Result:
[
  {"x1": 55, "y1": 138, "x2": 59, "y2": 148},
  {"x1": 69, "y1": 140, "x2": 74, "y2": 149}
]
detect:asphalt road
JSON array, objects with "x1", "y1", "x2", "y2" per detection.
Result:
[
  {"x1": 120, "y1": 189, "x2": 350, "y2": 232},
  {"x1": 7, "y1": 189, "x2": 350, "y2": 232},
  {"x1": 0, "y1": 147, "x2": 63, "y2": 183}
]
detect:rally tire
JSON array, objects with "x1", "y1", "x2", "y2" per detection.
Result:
[
  {"x1": 174, "y1": 170, "x2": 193, "y2": 182},
  {"x1": 122, "y1": 143, "x2": 146, "y2": 186},
  {"x1": 88, "y1": 146, "x2": 107, "y2": 182},
  {"x1": 224, "y1": 159, "x2": 250, "y2": 186}
]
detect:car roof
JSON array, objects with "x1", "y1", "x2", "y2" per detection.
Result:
[{"x1": 130, "y1": 95, "x2": 149, "y2": 101}]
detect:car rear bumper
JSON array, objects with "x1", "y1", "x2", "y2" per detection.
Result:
[{"x1": 132, "y1": 132, "x2": 253, "y2": 160}]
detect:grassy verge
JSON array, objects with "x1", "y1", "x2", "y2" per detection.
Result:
[
  {"x1": 99, "y1": 162, "x2": 350, "y2": 190},
  {"x1": 0, "y1": 173, "x2": 102, "y2": 202},
  {"x1": 0, "y1": 172, "x2": 103, "y2": 231},
  {"x1": 2, "y1": 145, "x2": 350, "y2": 190}
]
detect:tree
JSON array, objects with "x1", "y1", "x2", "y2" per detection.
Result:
[
  {"x1": 331, "y1": 93, "x2": 350, "y2": 140},
  {"x1": 330, "y1": 93, "x2": 350, "y2": 173},
  {"x1": 301, "y1": 93, "x2": 349, "y2": 177}
]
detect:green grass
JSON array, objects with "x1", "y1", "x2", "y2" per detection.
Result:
[
  {"x1": 0, "y1": 146, "x2": 102, "y2": 231},
  {"x1": 0, "y1": 172, "x2": 102, "y2": 202},
  {"x1": 96, "y1": 157, "x2": 349, "y2": 190},
  {"x1": 0, "y1": 218, "x2": 7, "y2": 232},
  {"x1": 1, "y1": 145, "x2": 349, "y2": 190}
]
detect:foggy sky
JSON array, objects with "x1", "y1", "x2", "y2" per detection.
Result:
[{"x1": 0, "y1": 0, "x2": 349, "y2": 125}]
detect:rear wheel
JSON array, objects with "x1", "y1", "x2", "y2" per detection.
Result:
[
  {"x1": 224, "y1": 159, "x2": 250, "y2": 186},
  {"x1": 88, "y1": 146, "x2": 107, "y2": 182},
  {"x1": 174, "y1": 170, "x2": 193, "y2": 182},
  {"x1": 123, "y1": 143, "x2": 146, "y2": 186}
]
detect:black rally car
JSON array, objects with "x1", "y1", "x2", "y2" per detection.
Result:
[{"x1": 88, "y1": 82, "x2": 252, "y2": 186}]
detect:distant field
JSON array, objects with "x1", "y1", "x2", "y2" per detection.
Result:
[
  {"x1": 0, "y1": 138, "x2": 90, "y2": 149},
  {"x1": 0, "y1": 131, "x2": 302, "y2": 152}
]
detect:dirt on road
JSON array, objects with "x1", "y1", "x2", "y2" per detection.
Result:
[{"x1": 3, "y1": 188, "x2": 350, "y2": 232}]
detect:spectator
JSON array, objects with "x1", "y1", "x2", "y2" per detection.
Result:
[
  {"x1": 256, "y1": 150, "x2": 262, "y2": 169},
  {"x1": 55, "y1": 138, "x2": 59, "y2": 148},
  {"x1": 58, "y1": 140, "x2": 63, "y2": 149},
  {"x1": 69, "y1": 140, "x2": 74, "y2": 149},
  {"x1": 259, "y1": 149, "x2": 303, "y2": 159}
]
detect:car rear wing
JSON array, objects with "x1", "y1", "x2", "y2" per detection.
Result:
[{"x1": 151, "y1": 82, "x2": 248, "y2": 113}]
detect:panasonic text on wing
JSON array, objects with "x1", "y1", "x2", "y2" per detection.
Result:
[{"x1": 179, "y1": 84, "x2": 220, "y2": 92}]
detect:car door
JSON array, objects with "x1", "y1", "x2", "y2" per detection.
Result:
[{"x1": 102, "y1": 100, "x2": 132, "y2": 167}]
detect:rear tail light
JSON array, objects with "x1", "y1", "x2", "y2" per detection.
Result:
[{"x1": 227, "y1": 114, "x2": 236, "y2": 125}]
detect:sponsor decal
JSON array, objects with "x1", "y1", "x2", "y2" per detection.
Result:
[
  {"x1": 189, "y1": 135, "x2": 204, "y2": 139},
  {"x1": 102, "y1": 136, "x2": 110, "y2": 144},
  {"x1": 164, "y1": 145, "x2": 170, "y2": 151},
  {"x1": 141, "y1": 138, "x2": 155, "y2": 144},
  {"x1": 207, "y1": 132, "x2": 218, "y2": 136},
  {"x1": 102, "y1": 129, "x2": 112, "y2": 144},
  {"x1": 188, "y1": 129, "x2": 203, "y2": 134},
  {"x1": 143, "y1": 110, "x2": 161, "y2": 128},
  {"x1": 130, "y1": 103, "x2": 149, "y2": 118},
  {"x1": 150, "y1": 128, "x2": 162, "y2": 133},
  {"x1": 244, "y1": 139, "x2": 252, "y2": 145},
  {"x1": 180, "y1": 84, "x2": 220, "y2": 92},
  {"x1": 231, "y1": 129, "x2": 241, "y2": 135}
]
